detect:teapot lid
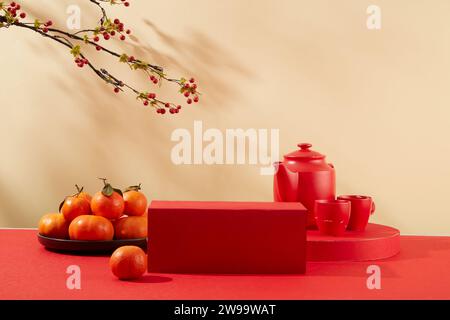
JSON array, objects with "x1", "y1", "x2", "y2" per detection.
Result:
[{"x1": 284, "y1": 143, "x2": 325, "y2": 160}]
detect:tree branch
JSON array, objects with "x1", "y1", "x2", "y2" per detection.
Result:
[
  {"x1": 89, "y1": 0, "x2": 108, "y2": 24},
  {"x1": 0, "y1": 0, "x2": 200, "y2": 114}
]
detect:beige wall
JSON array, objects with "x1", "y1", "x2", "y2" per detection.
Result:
[{"x1": 1, "y1": 0, "x2": 449, "y2": 235}]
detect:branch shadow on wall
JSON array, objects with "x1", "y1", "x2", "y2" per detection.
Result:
[{"x1": 130, "y1": 18, "x2": 253, "y2": 111}]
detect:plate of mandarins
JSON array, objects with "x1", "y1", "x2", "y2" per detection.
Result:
[{"x1": 37, "y1": 179, "x2": 148, "y2": 253}]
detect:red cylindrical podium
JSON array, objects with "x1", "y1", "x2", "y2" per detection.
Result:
[{"x1": 307, "y1": 223, "x2": 400, "y2": 261}]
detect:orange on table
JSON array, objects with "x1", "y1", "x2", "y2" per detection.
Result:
[
  {"x1": 114, "y1": 216, "x2": 147, "y2": 239},
  {"x1": 123, "y1": 185, "x2": 147, "y2": 216},
  {"x1": 38, "y1": 213, "x2": 69, "y2": 239},
  {"x1": 78, "y1": 191, "x2": 92, "y2": 204},
  {"x1": 110, "y1": 246, "x2": 147, "y2": 280},
  {"x1": 110, "y1": 215, "x2": 126, "y2": 229},
  {"x1": 61, "y1": 196, "x2": 91, "y2": 222},
  {"x1": 68, "y1": 215, "x2": 114, "y2": 241},
  {"x1": 91, "y1": 191, "x2": 124, "y2": 220},
  {"x1": 91, "y1": 179, "x2": 124, "y2": 220},
  {"x1": 74, "y1": 184, "x2": 92, "y2": 204}
]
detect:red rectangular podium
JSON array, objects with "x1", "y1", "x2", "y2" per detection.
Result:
[{"x1": 148, "y1": 201, "x2": 307, "y2": 274}]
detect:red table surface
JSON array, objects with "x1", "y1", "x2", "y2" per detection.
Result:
[{"x1": 0, "y1": 229, "x2": 449, "y2": 300}]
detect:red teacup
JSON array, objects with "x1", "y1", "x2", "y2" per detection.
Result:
[
  {"x1": 314, "y1": 199, "x2": 351, "y2": 236},
  {"x1": 337, "y1": 195, "x2": 375, "y2": 232}
]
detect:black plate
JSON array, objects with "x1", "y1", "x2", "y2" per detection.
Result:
[{"x1": 37, "y1": 233, "x2": 147, "y2": 253}]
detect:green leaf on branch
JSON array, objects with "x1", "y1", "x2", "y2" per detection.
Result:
[
  {"x1": 119, "y1": 54, "x2": 129, "y2": 63},
  {"x1": 136, "y1": 92, "x2": 148, "y2": 100},
  {"x1": 131, "y1": 61, "x2": 149, "y2": 70},
  {"x1": 5, "y1": 14, "x2": 15, "y2": 24},
  {"x1": 34, "y1": 19, "x2": 41, "y2": 29},
  {"x1": 70, "y1": 45, "x2": 81, "y2": 57},
  {"x1": 103, "y1": 18, "x2": 112, "y2": 29},
  {"x1": 83, "y1": 35, "x2": 89, "y2": 43}
]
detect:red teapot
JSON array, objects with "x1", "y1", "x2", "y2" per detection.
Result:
[{"x1": 274, "y1": 143, "x2": 336, "y2": 228}]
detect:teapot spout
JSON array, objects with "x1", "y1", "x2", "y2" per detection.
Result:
[{"x1": 273, "y1": 161, "x2": 298, "y2": 202}]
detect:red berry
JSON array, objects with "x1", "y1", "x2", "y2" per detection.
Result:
[
  {"x1": 187, "y1": 99, "x2": 193, "y2": 104},
  {"x1": 165, "y1": 103, "x2": 170, "y2": 108},
  {"x1": 189, "y1": 78, "x2": 195, "y2": 83},
  {"x1": 94, "y1": 36, "x2": 99, "y2": 42},
  {"x1": 19, "y1": 12, "x2": 26, "y2": 19},
  {"x1": 114, "y1": 19, "x2": 120, "y2": 24},
  {"x1": 75, "y1": 58, "x2": 81, "y2": 63},
  {"x1": 124, "y1": 2, "x2": 130, "y2": 7},
  {"x1": 194, "y1": 96, "x2": 199, "y2": 103},
  {"x1": 77, "y1": 63, "x2": 84, "y2": 68},
  {"x1": 148, "y1": 93, "x2": 156, "y2": 99},
  {"x1": 10, "y1": 2, "x2": 16, "y2": 7},
  {"x1": 96, "y1": 45, "x2": 102, "y2": 51},
  {"x1": 184, "y1": 83, "x2": 190, "y2": 89},
  {"x1": 82, "y1": 59, "x2": 89, "y2": 64},
  {"x1": 169, "y1": 108, "x2": 175, "y2": 114},
  {"x1": 160, "y1": 108, "x2": 166, "y2": 114},
  {"x1": 150, "y1": 75, "x2": 155, "y2": 81},
  {"x1": 103, "y1": 33, "x2": 110, "y2": 40},
  {"x1": 177, "y1": 105, "x2": 182, "y2": 110},
  {"x1": 128, "y1": 56, "x2": 135, "y2": 62},
  {"x1": 153, "y1": 79, "x2": 158, "y2": 84},
  {"x1": 175, "y1": 108, "x2": 179, "y2": 113},
  {"x1": 184, "y1": 91, "x2": 190, "y2": 97},
  {"x1": 110, "y1": 30, "x2": 116, "y2": 36},
  {"x1": 143, "y1": 100, "x2": 149, "y2": 106},
  {"x1": 45, "y1": 20, "x2": 52, "y2": 26},
  {"x1": 43, "y1": 27, "x2": 48, "y2": 33},
  {"x1": 192, "y1": 84, "x2": 197, "y2": 90},
  {"x1": 114, "y1": 87, "x2": 120, "y2": 93},
  {"x1": 126, "y1": 29, "x2": 131, "y2": 34},
  {"x1": 120, "y1": 35, "x2": 126, "y2": 41},
  {"x1": 16, "y1": 4, "x2": 20, "y2": 10}
]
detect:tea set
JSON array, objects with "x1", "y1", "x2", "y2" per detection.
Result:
[{"x1": 273, "y1": 143, "x2": 375, "y2": 236}]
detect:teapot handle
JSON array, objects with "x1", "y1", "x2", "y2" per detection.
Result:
[{"x1": 371, "y1": 201, "x2": 376, "y2": 215}]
